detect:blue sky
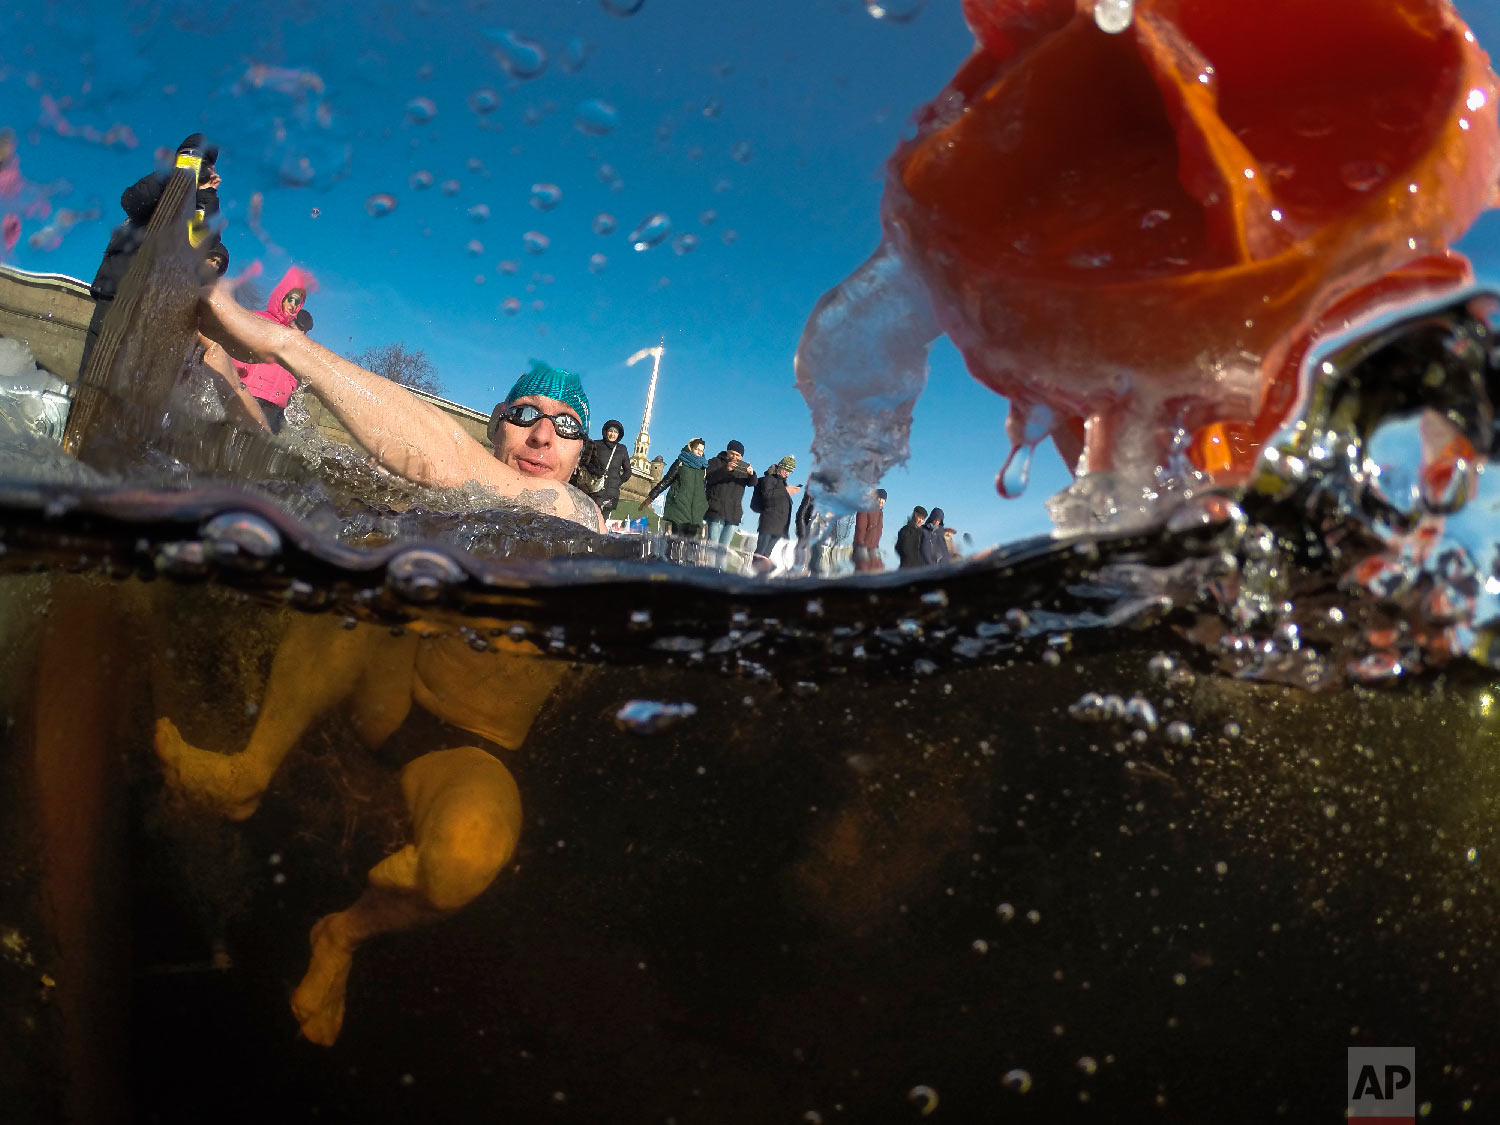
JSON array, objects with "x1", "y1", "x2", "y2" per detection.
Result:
[{"x1": 4, "y1": 0, "x2": 1500, "y2": 550}]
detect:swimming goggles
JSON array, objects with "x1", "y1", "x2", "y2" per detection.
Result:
[{"x1": 493, "y1": 402, "x2": 586, "y2": 440}]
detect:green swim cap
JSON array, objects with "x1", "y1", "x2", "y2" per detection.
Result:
[{"x1": 505, "y1": 359, "x2": 590, "y2": 434}]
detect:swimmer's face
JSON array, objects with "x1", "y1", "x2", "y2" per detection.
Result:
[{"x1": 493, "y1": 394, "x2": 584, "y2": 482}]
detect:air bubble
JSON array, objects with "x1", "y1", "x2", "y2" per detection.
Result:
[
  {"x1": 575, "y1": 98, "x2": 619, "y2": 136},
  {"x1": 466, "y1": 239, "x2": 484, "y2": 255},
  {"x1": 1093, "y1": 0, "x2": 1136, "y2": 33},
  {"x1": 1341, "y1": 160, "x2": 1390, "y2": 192},
  {"x1": 731, "y1": 140, "x2": 754, "y2": 164},
  {"x1": 1139, "y1": 208, "x2": 1171, "y2": 229},
  {"x1": 468, "y1": 204, "x2": 490, "y2": 222},
  {"x1": 699, "y1": 209, "x2": 718, "y2": 225},
  {"x1": 201, "y1": 511, "x2": 282, "y2": 568},
  {"x1": 592, "y1": 212, "x2": 617, "y2": 236},
  {"x1": 1001, "y1": 1069, "x2": 1033, "y2": 1094},
  {"x1": 672, "y1": 233, "x2": 698, "y2": 255},
  {"x1": 365, "y1": 193, "x2": 397, "y2": 217},
  {"x1": 614, "y1": 699, "x2": 697, "y2": 734},
  {"x1": 405, "y1": 97, "x2": 437, "y2": 124},
  {"x1": 498, "y1": 259, "x2": 519, "y2": 274},
  {"x1": 906, "y1": 1086, "x2": 939, "y2": 1116},
  {"x1": 1164, "y1": 721, "x2": 1192, "y2": 745},
  {"x1": 409, "y1": 170, "x2": 433, "y2": 190},
  {"x1": 628, "y1": 213, "x2": 672, "y2": 251},
  {"x1": 529, "y1": 183, "x2": 562, "y2": 211},
  {"x1": 522, "y1": 231, "x2": 550, "y2": 254},
  {"x1": 588, "y1": 253, "x2": 607, "y2": 274},
  {"x1": 441, "y1": 179, "x2": 461, "y2": 196},
  {"x1": 1076, "y1": 1056, "x2": 1098, "y2": 1076},
  {"x1": 386, "y1": 549, "x2": 467, "y2": 602},
  {"x1": 501, "y1": 297, "x2": 521, "y2": 315}
]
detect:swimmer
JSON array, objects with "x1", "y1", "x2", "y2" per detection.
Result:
[
  {"x1": 158, "y1": 291, "x2": 603, "y2": 1042},
  {"x1": 199, "y1": 281, "x2": 602, "y2": 529}
]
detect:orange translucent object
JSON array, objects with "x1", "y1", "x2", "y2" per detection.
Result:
[{"x1": 889, "y1": 0, "x2": 1500, "y2": 480}]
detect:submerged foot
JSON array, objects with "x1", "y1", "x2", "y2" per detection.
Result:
[
  {"x1": 153, "y1": 717, "x2": 265, "y2": 821},
  {"x1": 291, "y1": 913, "x2": 355, "y2": 1046}
]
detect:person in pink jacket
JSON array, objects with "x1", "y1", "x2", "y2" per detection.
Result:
[{"x1": 235, "y1": 265, "x2": 316, "y2": 432}]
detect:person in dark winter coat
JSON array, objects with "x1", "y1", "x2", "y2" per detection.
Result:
[
  {"x1": 918, "y1": 507, "x2": 950, "y2": 566},
  {"x1": 751, "y1": 455, "x2": 801, "y2": 558},
  {"x1": 647, "y1": 437, "x2": 710, "y2": 535},
  {"x1": 574, "y1": 418, "x2": 631, "y2": 518},
  {"x1": 895, "y1": 505, "x2": 928, "y2": 569},
  {"x1": 704, "y1": 439, "x2": 756, "y2": 545},
  {"x1": 85, "y1": 134, "x2": 224, "y2": 369},
  {"x1": 795, "y1": 485, "x2": 818, "y2": 541},
  {"x1": 853, "y1": 488, "x2": 887, "y2": 572}
]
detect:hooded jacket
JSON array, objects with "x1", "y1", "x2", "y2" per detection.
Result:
[
  {"x1": 577, "y1": 419, "x2": 631, "y2": 504},
  {"x1": 795, "y1": 488, "x2": 816, "y2": 540},
  {"x1": 237, "y1": 267, "x2": 318, "y2": 408},
  {"x1": 647, "y1": 445, "x2": 710, "y2": 526},
  {"x1": 704, "y1": 453, "x2": 757, "y2": 524},
  {"x1": 752, "y1": 472, "x2": 794, "y2": 539},
  {"x1": 919, "y1": 508, "x2": 949, "y2": 566},
  {"x1": 91, "y1": 170, "x2": 221, "y2": 301}
]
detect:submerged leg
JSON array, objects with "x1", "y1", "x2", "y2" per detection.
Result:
[
  {"x1": 290, "y1": 746, "x2": 522, "y2": 1045},
  {"x1": 154, "y1": 616, "x2": 417, "y2": 819}
]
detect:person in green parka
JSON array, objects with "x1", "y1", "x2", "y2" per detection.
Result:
[{"x1": 647, "y1": 436, "x2": 710, "y2": 536}]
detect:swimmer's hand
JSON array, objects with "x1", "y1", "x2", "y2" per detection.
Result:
[{"x1": 198, "y1": 280, "x2": 292, "y2": 364}]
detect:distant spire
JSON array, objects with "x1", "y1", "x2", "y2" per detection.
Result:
[{"x1": 628, "y1": 337, "x2": 665, "y2": 475}]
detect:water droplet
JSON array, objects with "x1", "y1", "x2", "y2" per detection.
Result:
[
  {"x1": 721, "y1": 229, "x2": 738, "y2": 245},
  {"x1": 441, "y1": 179, "x2": 461, "y2": 196},
  {"x1": 1350, "y1": 650, "x2": 1403, "y2": 682},
  {"x1": 614, "y1": 699, "x2": 697, "y2": 734},
  {"x1": 588, "y1": 253, "x2": 607, "y2": 274},
  {"x1": 529, "y1": 183, "x2": 562, "y2": 211},
  {"x1": 1092, "y1": 0, "x2": 1135, "y2": 33},
  {"x1": 731, "y1": 140, "x2": 754, "y2": 164},
  {"x1": 487, "y1": 29, "x2": 548, "y2": 80},
  {"x1": 1139, "y1": 208, "x2": 1171, "y2": 229},
  {"x1": 501, "y1": 297, "x2": 521, "y2": 315},
  {"x1": 1066, "y1": 251, "x2": 1113, "y2": 269},
  {"x1": 1222, "y1": 721, "x2": 1241, "y2": 739},
  {"x1": 409, "y1": 169, "x2": 433, "y2": 190},
  {"x1": 1001, "y1": 1069, "x2": 1032, "y2": 1094},
  {"x1": 498, "y1": 259, "x2": 519, "y2": 274},
  {"x1": 386, "y1": 548, "x2": 467, "y2": 602},
  {"x1": 592, "y1": 212, "x2": 617, "y2": 236},
  {"x1": 601, "y1": 0, "x2": 646, "y2": 14},
  {"x1": 1173, "y1": 971, "x2": 1187, "y2": 986},
  {"x1": 971, "y1": 938, "x2": 989, "y2": 954},
  {"x1": 997, "y1": 442, "x2": 1034, "y2": 499},
  {"x1": 309, "y1": 207, "x2": 321, "y2": 219},
  {"x1": 467, "y1": 87, "x2": 500, "y2": 115},
  {"x1": 1164, "y1": 721, "x2": 1192, "y2": 745},
  {"x1": 628, "y1": 213, "x2": 672, "y2": 251},
  {"x1": 575, "y1": 98, "x2": 619, "y2": 136},
  {"x1": 1125, "y1": 696, "x2": 1158, "y2": 731},
  {"x1": 1467, "y1": 846, "x2": 1479, "y2": 862},
  {"x1": 1340, "y1": 160, "x2": 1389, "y2": 192},
  {"x1": 672, "y1": 233, "x2": 698, "y2": 255},
  {"x1": 405, "y1": 96, "x2": 437, "y2": 124},
  {"x1": 1291, "y1": 108, "x2": 1335, "y2": 138},
  {"x1": 1076, "y1": 1056, "x2": 1098, "y2": 1076},
  {"x1": 466, "y1": 239, "x2": 484, "y2": 255},
  {"x1": 468, "y1": 203, "x2": 490, "y2": 222},
  {"x1": 697, "y1": 209, "x2": 718, "y2": 227},
  {"x1": 1214, "y1": 860, "x2": 1229, "y2": 875},
  {"x1": 522, "y1": 231, "x2": 550, "y2": 254},
  {"x1": 906, "y1": 1086, "x2": 939, "y2": 1116},
  {"x1": 365, "y1": 193, "x2": 397, "y2": 217}
]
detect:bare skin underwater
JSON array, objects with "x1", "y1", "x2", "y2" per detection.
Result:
[{"x1": 154, "y1": 614, "x2": 566, "y2": 1045}]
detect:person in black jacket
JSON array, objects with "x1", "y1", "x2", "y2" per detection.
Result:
[
  {"x1": 704, "y1": 439, "x2": 756, "y2": 546},
  {"x1": 573, "y1": 418, "x2": 631, "y2": 518},
  {"x1": 918, "y1": 506, "x2": 949, "y2": 566},
  {"x1": 84, "y1": 134, "x2": 225, "y2": 370},
  {"x1": 751, "y1": 455, "x2": 801, "y2": 559},
  {"x1": 895, "y1": 505, "x2": 928, "y2": 568}
]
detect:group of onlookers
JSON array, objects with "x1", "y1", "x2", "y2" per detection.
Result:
[{"x1": 894, "y1": 505, "x2": 959, "y2": 567}]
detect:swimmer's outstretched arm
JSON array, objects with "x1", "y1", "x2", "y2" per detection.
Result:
[{"x1": 200, "y1": 283, "x2": 599, "y2": 529}]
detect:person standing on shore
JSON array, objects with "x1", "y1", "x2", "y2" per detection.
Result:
[
  {"x1": 704, "y1": 440, "x2": 756, "y2": 546},
  {"x1": 853, "y1": 488, "x2": 886, "y2": 572},
  {"x1": 647, "y1": 436, "x2": 710, "y2": 536},
  {"x1": 751, "y1": 455, "x2": 801, "y2": 562},
  {"x1": 574, "y1": 418, "x2": 631, "y2": 519},
  {"x1": 896, "y1": 505, "x2": 928, "y2": 569}
]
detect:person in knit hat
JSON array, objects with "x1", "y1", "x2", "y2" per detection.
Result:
[
  {"x1": 703, "y1": 438, "x2": 756, "y2": 547},
  {"x1": 200, "y1": 284, "x2": 602, "y2": 529},
  {"x1": 750, "y1": 454, "x2": 801, "y2": 563}
]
